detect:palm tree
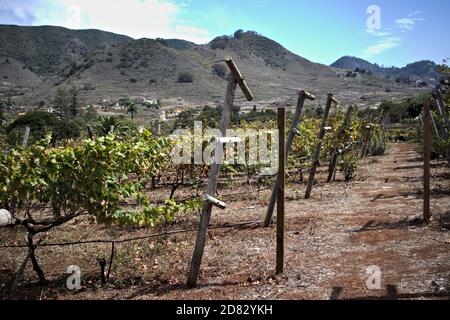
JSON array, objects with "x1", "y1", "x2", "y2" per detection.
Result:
[
  {"x1": 126, "y1": 102, "x2": 138, "y2": 120},
  {"x1": 95, "y1": 116, "x2": 123, "y2": 136}
]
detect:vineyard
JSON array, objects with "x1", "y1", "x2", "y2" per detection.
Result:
[{"x1": 0, "y1": 58, "x2": 449, "y2": 300}]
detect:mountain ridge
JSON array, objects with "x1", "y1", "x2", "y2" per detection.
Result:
[{"x1": 0, "y1": 25, "x2": 431, "y2": 108}]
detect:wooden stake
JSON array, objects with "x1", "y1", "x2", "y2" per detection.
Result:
[
  {"x1": 87, "y1": 125, "x2": 94, "y2": 139},
  {"x1": 22, "y1": 127, "x2": 30, "y2": 147},
  {"x1": 305, "y1": 94, "x2": 337, "y2": 199},
  {"x1": 264, "y1": 90, "x2": 315, "y2": 227},
  {"x1": 276, "y1": 107, "x2": 286, "y2": 275},
  {"x1": 423, "y1": 101, "x2": 431, "y2": 223},
  {"x1": 187, "y1": 58, "x2": 253, "y2": 288},
  {"x1": 327, "y1": 105, "x2": 354, "y2": 183}
]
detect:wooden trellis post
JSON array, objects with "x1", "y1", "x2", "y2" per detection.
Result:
[
  {"x1": 22, "y1": 127, "x2": 30, "y2": 147},
  {"x1": 327, "y1": 104, "x2": 355, "y2": 183},
  {"x1": 430, "y1": 113, "x2": 440, "y2": 139},
  {"x1": 305, "y1": 94, "x2": 338, "y2": 199},
  {"x1": 360, "y1": 108, "x2": 384, "y2": 159},
  {"x1": 187, "y1": 57, "x2": 253, "y2": 288},
  {"x1": 435, "y1": 89, "x2": 450, "y2": 133},
  {"x1": 87, "y1": 125, "x2": 94, "y2": 139},
  {"x1": 433, "y1": 89, "x2": 450, "y2": 165},
  {"x1": 264, "y1": 90, "x2": 315, "y2": 227},
  {"x1": 423, "y1": 101, "x2": 431, "y2": 223},
  {"x1": 276, "y1": 107, "x2": 286, "y2": 275}
]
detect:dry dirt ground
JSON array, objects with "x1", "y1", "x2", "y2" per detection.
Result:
[{"x1": 1, "y1": 143, "x2": 449, "y2": 300}]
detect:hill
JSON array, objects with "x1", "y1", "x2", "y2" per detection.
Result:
[
  {"x1": 331, "y1": 56, "x2": 440, "y2": 83},
  {"x1": 0, "y1": 26, "x2": 431, "y2": 109},
  {"x1": 0, "y1": 25, "x2": 131, "y2": 77}
]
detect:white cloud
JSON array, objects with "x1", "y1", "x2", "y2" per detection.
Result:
[
  {"x1": 0, "y1": 0, "x2": 212, "y2": 43},
  {"x1": 365, "y1": 29, "x2": 391, "y2": 37},
  {"x1": 363, "y1": 25, "x2": 401, "y2": 57},
  {"x1": 395, "y1": 12, "x2": 424, "y2": 31},
  {"x1": 362, "y1": 37, "x2": 402, "y2": 57}
]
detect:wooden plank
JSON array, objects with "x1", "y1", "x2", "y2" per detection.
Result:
[
  {"x1": 305, "y1": 94, "x2": 336, "y2": 199},
  {"x1": 224, "y1": 57, "x2": 253, "y2": 101},
  {"x1": 423, "y1": 101, "x2": 431, "y2": 223},
  {"x1": 276, "y1": 107, "x2": 286, "y2": 275},
  {"x1": 187, "y1": 68, "x2": 240, "y2": 288},
  {"x1": 327, "y1": 105, "x2": 354, "y2": 182},
  {"x1": 264, "y1": 90, "x2": 315, "y2": 227}
]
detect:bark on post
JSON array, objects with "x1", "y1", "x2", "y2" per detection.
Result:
[
  {"x1": 276, "y1": 107, "x2": 286, "y2": 275},
  {"x1": 187, "y1": 57, "x2": 253, "y2": 288},
  {"x1": 423, "y1": 101, "x2": 431, "y2": 223},
  {"x1": 305, "y1": 94, "x2": 337, "y2": 199},
  {"x1": 264, "y1": 90, "x2": 315, "y2": 227},
  {"x1": 327, "y1": 105, "x2": 354, "y2": 183}
]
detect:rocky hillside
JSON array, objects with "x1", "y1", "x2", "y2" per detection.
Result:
[{"x1": 0, "y1": 26, "x2": 430, "y2": 109}]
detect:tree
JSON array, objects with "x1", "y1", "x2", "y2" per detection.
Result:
[
  {"x1": 127, "y1": 102, "x2": 138, "y2": 120},
  {"x1": 68, "y1": 86, "x2": 80, "y2": 117},
  {"x1": 54, "y1": 88, "x2": 68, "y2": 117},
  {"x1": 7, "y1": 111, "x2": 59, "y2": 143},
  {"x1": 234, "y1": 29, "x2": 244, "y2": 39}
]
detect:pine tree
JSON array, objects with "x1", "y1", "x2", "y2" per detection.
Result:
[
  {"x1": 68, "y1": 86, "x2": 80, "y2": 117},
  {"x1": 54, "y1": 88, "x2": 68, "y2": 118}
]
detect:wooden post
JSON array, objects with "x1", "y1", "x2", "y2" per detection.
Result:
[
  {"x1": 361, "y1": 109, "x2": 384, "y2": 159},
  {"x1": 187, "y1": 57, "x2": 253, "y2": 288},
  {"x1": 305, "y1": 94, "x2": 337, "y2": 199},
  {"x1": 359, "y1": 110, "x2": 374, "y2": 159},
  {"x1": 434, "y1": 90, "x2": 450, "y2": 165},
  {"x1": 264, "y1": 90, "x2": 315, "y2": 227},
  {"x1": 87, "y1": 125, "x2": 94, "y2": 139},
  {"x1": 327, "y1": 105, "x2": 354, "y2": 183},
  {"x1": 430, "y1": 113, "x2": 440, "y2": 139},
  {"x1": 110, "y1": 125, "x2": 115, "y2": 133},
  {"x1": 276, "y1": 107, "x2": 286, "y2": 275},
  {"x1": 435, "y1": 89, "x2": 450, "y2": 133},
  {"x1": 423, "y1": 101, "x2": 431, "y2": 223},
  {"x1": 22, "y1": 126, "x2": 30, "y2": 147},
  {"x1": 433, "y1": 99, "x2": 449, "y2": 137}
]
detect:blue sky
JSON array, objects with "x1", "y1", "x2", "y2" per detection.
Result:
[{"x1": 0, "y1": 0, "x2": 449, "y2": 67}]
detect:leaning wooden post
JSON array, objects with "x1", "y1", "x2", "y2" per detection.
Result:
[
  {"x1": 264, "y1": 90, "x2": 315, "y2": 227},
  {"x1": 187, "y1": 57, "x2": 253, "y2": 288},
  {"x1": 434, "y1": 90, "x2": 450, "y2": 165},
  {"x1": 435, "y1": 89, "x2": 450, "y2": 133},
  {"x1": 276, "y1": 107, "x2": 286, "y2": 275},
  {"x1": 305, "y1": 94, "x2": 338, "y2": 199},
  {"x1": 423, "y1": 101, "x2": 431, "y2": 223},
  {"x1": 433, "y1": 98, "x2": 449, "y2": 137},
  {"x1": 22, "y1": 126, "x2": 30, "y2": 147},
  {"x1": 327, "y1": 104, "x2": 354, "y2": 183},
  {"x1": 430, "y1": 113, "x2": 440, "y2": 139}
]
